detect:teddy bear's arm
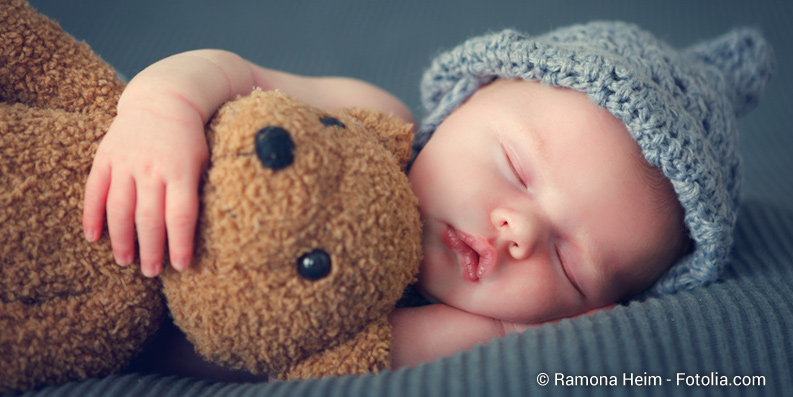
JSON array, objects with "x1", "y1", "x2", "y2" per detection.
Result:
[
  {"x1": 0, "y1": 101, "x2": 164, "y2": 394},
  {"x1": 0, "y1": 0, "x2": 124, "y2": 114},
  {"x1": 278, "y1": 315, "x2": 392, "y2": 380}
]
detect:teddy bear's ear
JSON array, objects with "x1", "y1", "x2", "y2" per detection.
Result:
[{"x1": 340, "y1": 108, "x2": 414, "y2": 171}]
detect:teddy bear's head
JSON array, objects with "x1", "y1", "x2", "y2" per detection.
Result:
[{"x1": 162, "y1": 90, "x2": 422, "y2": 377}]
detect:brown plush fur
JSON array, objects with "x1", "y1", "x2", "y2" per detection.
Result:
[
  {"x1": 161, "y1": 90, "x2": 421, "y2": 379},
  {"x1": 1, "y1": 0, "x2": 422, "y2": 391},
  {"x1": 0, "y1": 0, "x2": 164, "y2": 393}
]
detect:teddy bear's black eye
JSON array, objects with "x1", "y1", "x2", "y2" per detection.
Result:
[
  {"x1": 320, "y1": 117, "x2": 345, "y2": 128},
  {"x1": 255, "y1": 126, "x2": 294, "y2": 170},
  {"x1": 297, "y1": 249, "x2": 332, "y2": 281}
]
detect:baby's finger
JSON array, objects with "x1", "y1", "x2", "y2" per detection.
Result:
[
  {"x1": 136, "y1": 180, "x2": 166, "y2": 278},
  {"x1": 106, "y1": 174, "x2": 137, "y2": 266},
  {"x1": 165, "y1": 179, "x2": 200, "y2": 272},
  {"x1": 82, "y1": 161, "x2": 111, "y2": 242}
]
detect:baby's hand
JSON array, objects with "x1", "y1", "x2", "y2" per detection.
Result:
[{"x1": 82, "y1": 103, "x2": 208, "y2": 277}]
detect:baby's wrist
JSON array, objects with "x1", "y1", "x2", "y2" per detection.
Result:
[{"x1": 116, "y1": 81, "x2": 204, "y2": 130}]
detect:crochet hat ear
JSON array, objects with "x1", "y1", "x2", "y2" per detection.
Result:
[{"x1": 686, "y1": 28, "x2": 774, "y2": 117}]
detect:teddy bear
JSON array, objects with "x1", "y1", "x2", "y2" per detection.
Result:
[
  {"x1": 160, "y1": 89, "x2": 421, "y2": 380},
  {"x1": 1, "y1": 0, "x2": 422, "y2": 392}
]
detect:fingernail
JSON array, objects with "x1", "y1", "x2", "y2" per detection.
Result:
[
  {"x1": 85, "y1": 229, "x2": 99, "y2": 243},
  {"x1": 173, "y1": 257, "x2": 190, "y2": 272},
  {"x1": 115, "y1": 253, "x2": 133, "y2": 266},
  {"x1": 142, "y1": 262, "x2": 162, "y2": 278}
]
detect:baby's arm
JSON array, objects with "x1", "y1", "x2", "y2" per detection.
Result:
[
  {"x1": 83, "y1": 50, "x2": 413, "y2": 277},
  {"x1": 389, "y1": 304, "x2": 614, "y2": 368},
  {"x1": 388, "y1": 305, "x2": 531, "y2": 369}
]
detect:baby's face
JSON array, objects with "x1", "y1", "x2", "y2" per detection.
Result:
[{"x1": 409, "y1": 79, "x2": 685, "y2": 324}]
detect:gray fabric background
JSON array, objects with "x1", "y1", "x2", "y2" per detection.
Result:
[{"x1": 17, "y1": 1, "x2": 793, "y2": 396}]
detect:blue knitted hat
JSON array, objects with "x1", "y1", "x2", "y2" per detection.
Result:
[{"x1": 413, "y1": 22, "x2": 773, "y2": 295}]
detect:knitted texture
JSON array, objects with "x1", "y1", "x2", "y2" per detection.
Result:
[{"x1": 413, "y1": 22, "x2": 774, "y2": 295}]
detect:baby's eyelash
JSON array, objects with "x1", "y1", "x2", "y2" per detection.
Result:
[
  {"x1": 503, "y1": 146, "x2": 527, "y2": 188},
  {"x1": 556, "y1": 242, "x2": 584, "y2": 296},
  {"x1": 554, "y1": 243, "x2": 565, "y2": 268}
]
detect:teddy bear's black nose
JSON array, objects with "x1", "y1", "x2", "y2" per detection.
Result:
[{"x1": 255, "y1": 126, "x2": 294, "y2": 170}]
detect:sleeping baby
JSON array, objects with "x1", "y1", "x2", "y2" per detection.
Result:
[{"x1": 82, "y1": 21, "x2": 772, "y2": 372}]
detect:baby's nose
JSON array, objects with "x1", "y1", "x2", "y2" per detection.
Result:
[{"x1": 490, "y1": 207, "x2": 542, "y2": 260}]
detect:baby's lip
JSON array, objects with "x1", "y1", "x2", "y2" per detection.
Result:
[{"x1": 442, "y1": 225, "x2": 496, "y2": 282}]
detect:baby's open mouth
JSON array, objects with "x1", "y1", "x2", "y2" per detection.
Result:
[{"x1": 442, "y1": 225, "x2": 496, "y2": 282}]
